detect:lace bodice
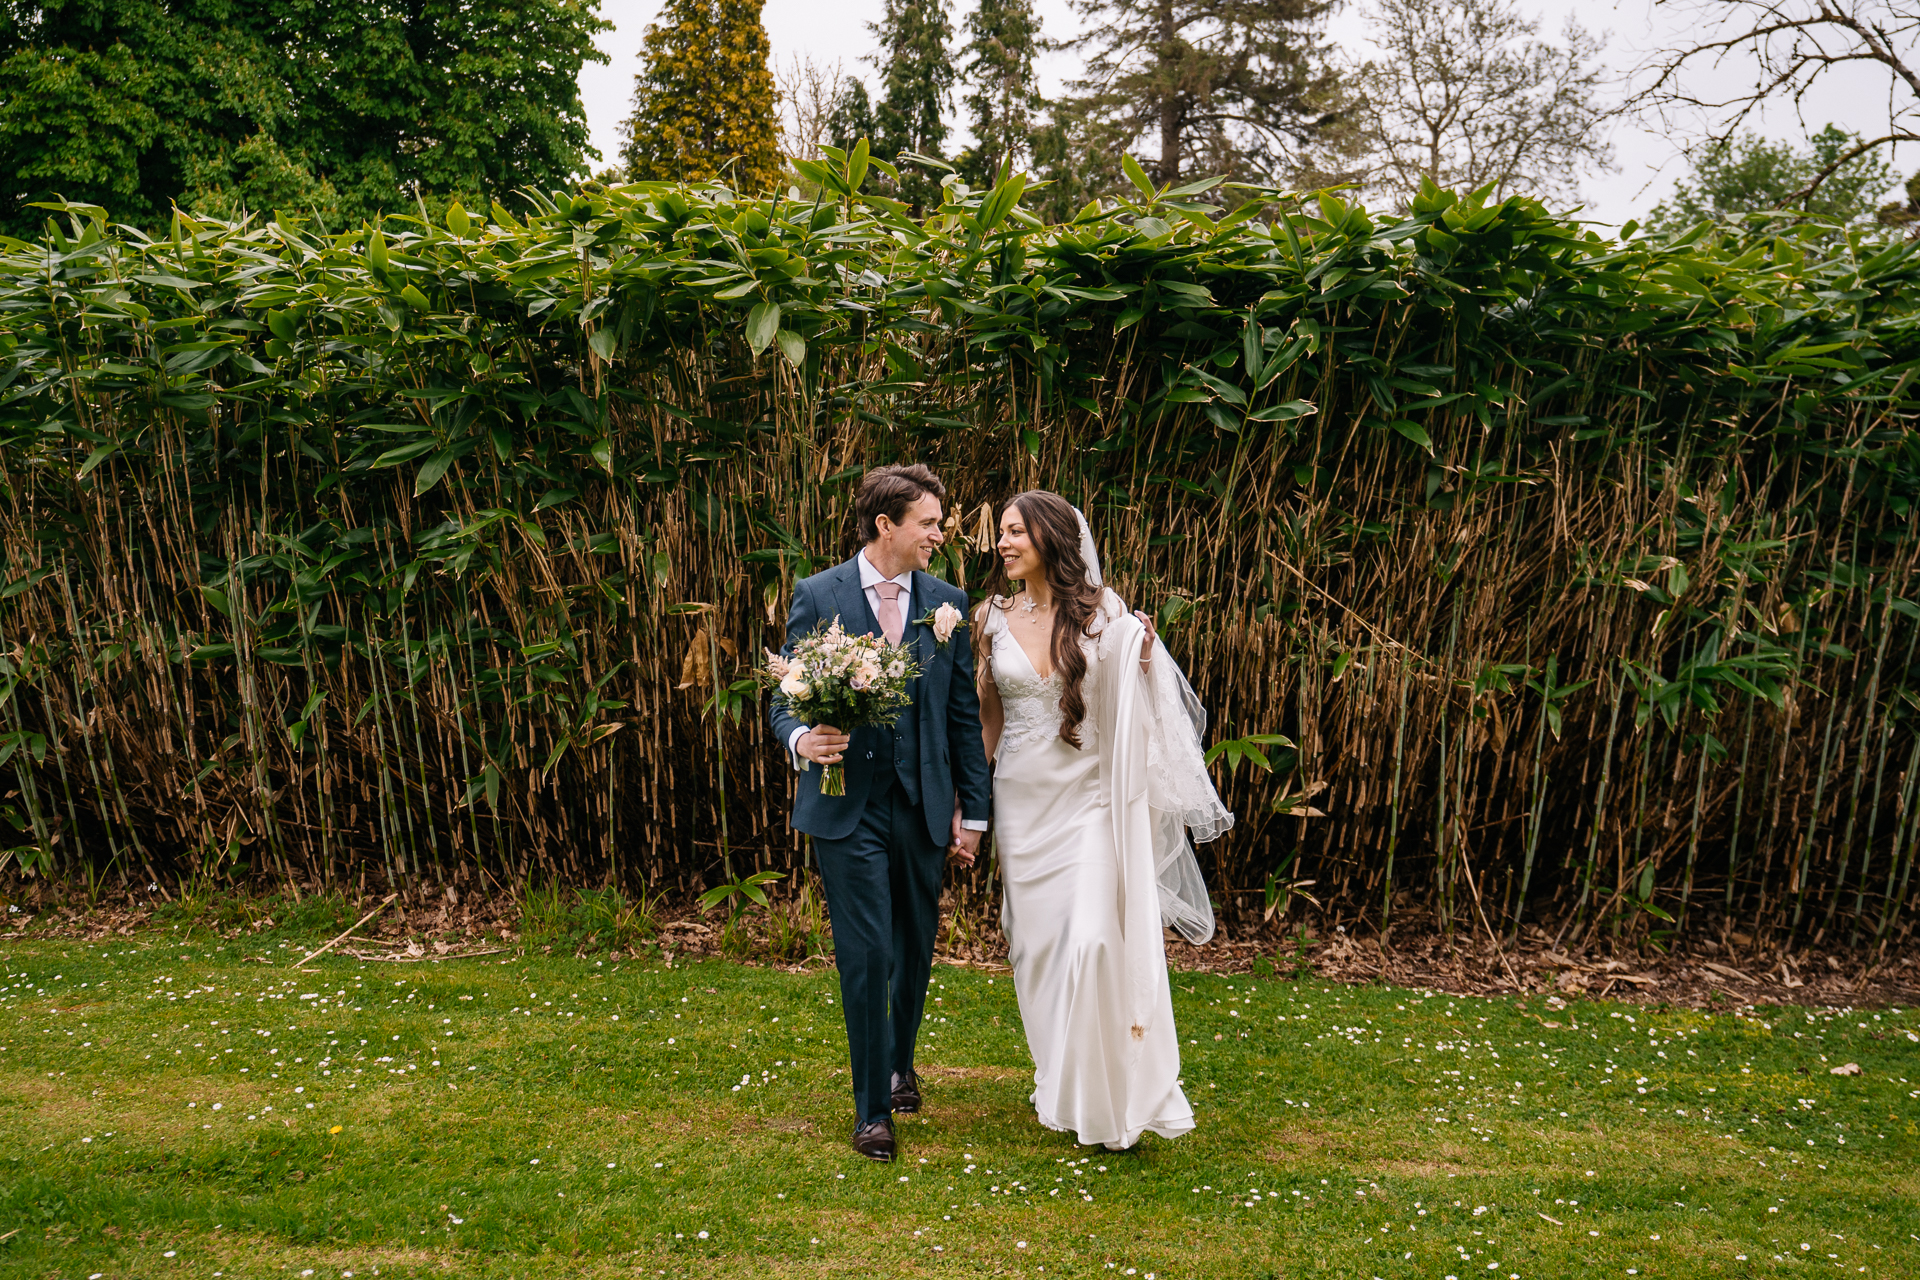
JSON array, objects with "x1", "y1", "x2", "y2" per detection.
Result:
[{"x1": 987, "y1": 605, "x2": 1095, "y2": 757}]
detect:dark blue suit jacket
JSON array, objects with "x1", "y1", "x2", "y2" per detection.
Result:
[{"x1": 769, "y1": 556, "x2": 993, "y2": 848}]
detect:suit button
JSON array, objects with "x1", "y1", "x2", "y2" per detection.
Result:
[{"x1": 866, "y1": 751, "x2": 874, "y2": 760}]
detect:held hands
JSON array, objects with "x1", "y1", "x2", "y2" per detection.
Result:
[
  {"x1": 949, "y1": 802, "x2": 981, "y2": 867},
  {"x1": 797, "y1": 724, "x2": 849, "y2": 766}
]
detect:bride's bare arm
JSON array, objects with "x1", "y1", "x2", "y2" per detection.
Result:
[
  {"x1": 1107, "y1": 590, "x2": 1155, "y2": 672},
  {"x1": 975, "y1": 602, "x2": 1004, "y2": 763}
]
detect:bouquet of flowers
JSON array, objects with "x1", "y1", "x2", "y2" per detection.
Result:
[{"x1": 765, "y1": 619, "x2": 921, "y2": 796}]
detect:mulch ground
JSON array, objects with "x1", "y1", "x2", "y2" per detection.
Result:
[{"x1": 5, "y1": 878, "x2": 1916, "y2": 1011}]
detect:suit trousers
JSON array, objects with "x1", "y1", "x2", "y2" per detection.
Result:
[{"x1": 812, "y1": 777, "x2": 945, "y2": 1126}]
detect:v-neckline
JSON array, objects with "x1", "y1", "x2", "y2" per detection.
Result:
[{"x1": 1003, "y1": 610, "x2": 1056, "y2": 682}]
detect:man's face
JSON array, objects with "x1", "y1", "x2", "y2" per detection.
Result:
[{"x1": 875, "y1": 493, "x2": 945, "y2": 572}]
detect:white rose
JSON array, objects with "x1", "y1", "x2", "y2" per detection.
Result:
[
  {"x1": 778, "y1": 675, "x2": 810, "y2": 698},
  {"x1": 933, "y1": 601, "x2": 963, "y2": 643}
]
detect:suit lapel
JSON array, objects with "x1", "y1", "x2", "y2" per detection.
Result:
[
  {"x1": 909, "y1": 572, "x2": 936, "y2": 673},
  {"x1": 833, "y1": 557, "x2": 876, "y2": 636}
]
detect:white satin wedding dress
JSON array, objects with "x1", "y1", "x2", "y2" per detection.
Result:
[{"x1": 986, "y1": 586, "x2": 1232, "y2": 1149}]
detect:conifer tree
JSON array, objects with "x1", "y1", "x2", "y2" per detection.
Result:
[
  {"x1": 621, "y1": 0, "x2": 782, "y2": 192},
  {"x1": 956, "y1": 0, "x2": 1043, "y2": 186},
  {"x1": 824, "y1": 78, "x2": 879, "y2": 159},
  {"x1": 1061, "y1": 0, "x2": 1344, "y2": 187},
  {"x1": 869, "y1": 0, "x2": 956, "y2": 207}
]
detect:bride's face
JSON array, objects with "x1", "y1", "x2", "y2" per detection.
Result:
[{"x1": 997, "y1": 506, "x2": 1046, "y2": 583}]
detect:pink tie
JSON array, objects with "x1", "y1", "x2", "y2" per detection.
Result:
[{"x1": 874, "y1": 581, "x2": 906, "y2": 645}]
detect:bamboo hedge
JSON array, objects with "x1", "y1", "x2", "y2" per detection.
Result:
[{"x1": 2, "y1": 150, "x2": 1918, "y2": 949}]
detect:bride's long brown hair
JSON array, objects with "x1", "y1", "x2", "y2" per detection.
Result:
[{"x1": 975, "y1": 490, "x2": 1105, "y2": 749}]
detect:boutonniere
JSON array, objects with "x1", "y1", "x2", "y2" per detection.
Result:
[{"x1": 913, "y1": 601, "x2": 967, "y2": 648}]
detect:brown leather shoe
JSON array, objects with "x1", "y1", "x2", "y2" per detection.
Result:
[
  {"x1": 851, "y1": 1118, "x2": 896, "y2": 1162},
  {"x1": 891, "y1": 1069, "x2": 922, "y2": 1114}
]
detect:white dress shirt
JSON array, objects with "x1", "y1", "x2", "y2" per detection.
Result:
[{"x1": 787, "y1": 552, "x2": 989, "y2": 831}]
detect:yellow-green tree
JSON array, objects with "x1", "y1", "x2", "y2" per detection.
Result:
[{"x1": 620, "y1": 0, "x2": 781, "y2": 191}]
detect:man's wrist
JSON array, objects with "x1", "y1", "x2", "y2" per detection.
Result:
[{"x1": 958, "y1": 819, "x2": 989, "y2": 831}]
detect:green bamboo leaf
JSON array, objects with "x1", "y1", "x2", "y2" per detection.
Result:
[
  {"x1": 1248, "y1": 400, "x2": 1317, "y2": 422},
  {"x1": 373, "y1": 439, "x2": 437, "y2": 467},
  {"x1": 977, "y1": 172, "x2": 1029, "y2": 233},
  {"x1": 1388, "y1": 419, "x2": 1433, "y2": 452},
  {"x1": 399, "y1": 284, "x2": 432, "y2": 310},
  {"x1": 1121, "y1": 153, "x2": 1156, "y2": 201},
  {"x1": 775, "y1": 329, "x2": 806, "y2": 366},
  {"x1": 414, "y1": 448, "x2": 457, "y2": 496},
  {"x1": 1241, "y1": 322, "x2": 1264, "y2": 384},
  {"x1": 1188, "y1": 367, "x2": 1246, "y2": 406},
  {"x1": 747, "y1": 301, "x2": 780, "y2": 354},
  {"x1": 76, "y1": 442, "x2": 119, "y2": 479},
  {"x1": 507, "y1": 257, "x2": 577, "y2": 285},
  {"x1": 791, "y1": 157, "x2": 843, "y2": 194}
]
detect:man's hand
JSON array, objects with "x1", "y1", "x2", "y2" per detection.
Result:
[
  {"x1": 949, "y1": 803, "x2": 982, "y2": 866},
  {"x1": 797, "y1": 724, "x2": 849, "y2": 766}
]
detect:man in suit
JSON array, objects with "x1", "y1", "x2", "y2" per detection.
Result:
[{"x1": 770, "y1": 464, "x2": 993, "y2": 1162}]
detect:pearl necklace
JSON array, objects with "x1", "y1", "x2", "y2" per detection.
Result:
[{"x1": 1019, "y1": 594, "x2": 1050, "y2": 615}]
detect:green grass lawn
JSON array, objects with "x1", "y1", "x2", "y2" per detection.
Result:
[{"x1": 3, "y1": 925, "x2": 1918, "y2": 1279}]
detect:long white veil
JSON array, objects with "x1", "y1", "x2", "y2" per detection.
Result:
[{"x1": 1073, "y1": 507, "x2": 1228, "y2": 945}]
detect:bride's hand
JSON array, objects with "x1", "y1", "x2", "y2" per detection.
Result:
[
  {"x1": 1134, "y1": 610, "x2": 1156, "y2": 663},
  {"x1": 949, "y1": 803, "x2": 980, "y2": 866}
]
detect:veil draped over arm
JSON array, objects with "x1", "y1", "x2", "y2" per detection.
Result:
[{"x1": 1088, "y1": 591, "x2": 1230, "y2": 949}]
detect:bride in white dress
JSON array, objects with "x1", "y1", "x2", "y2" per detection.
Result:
[{"x1": 973, "y1": 490, "x2": 1232, "y2": 1150}]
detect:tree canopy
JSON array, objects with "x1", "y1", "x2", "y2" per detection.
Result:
[
  {"x1": 1645, "y1": 125, "x2": 1897, "y2": 233},
  {"x1": 869, "y1": 0, "x2": 957, "y2": 208},
  {"x1": 955, "y1": 0, "x2": 1043, "y2": 187},
  {"x1": 620, "y1": 0, "x2": 782, "y2": 192},
  {"x1": 1060, "y1": 0, "x2": 1345, "y2": 187},
  {"x1": 0, "y1": 0, "x2": 609, "y2": 237}
]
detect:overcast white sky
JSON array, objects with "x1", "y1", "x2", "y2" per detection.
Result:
[{"x1": 576, "y1": 0, "x2": 1905, "y2": 229}]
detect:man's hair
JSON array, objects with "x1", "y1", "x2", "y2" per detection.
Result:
[{"x1": 853, "y1": 464, "x2": 947, "y2": 545}]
